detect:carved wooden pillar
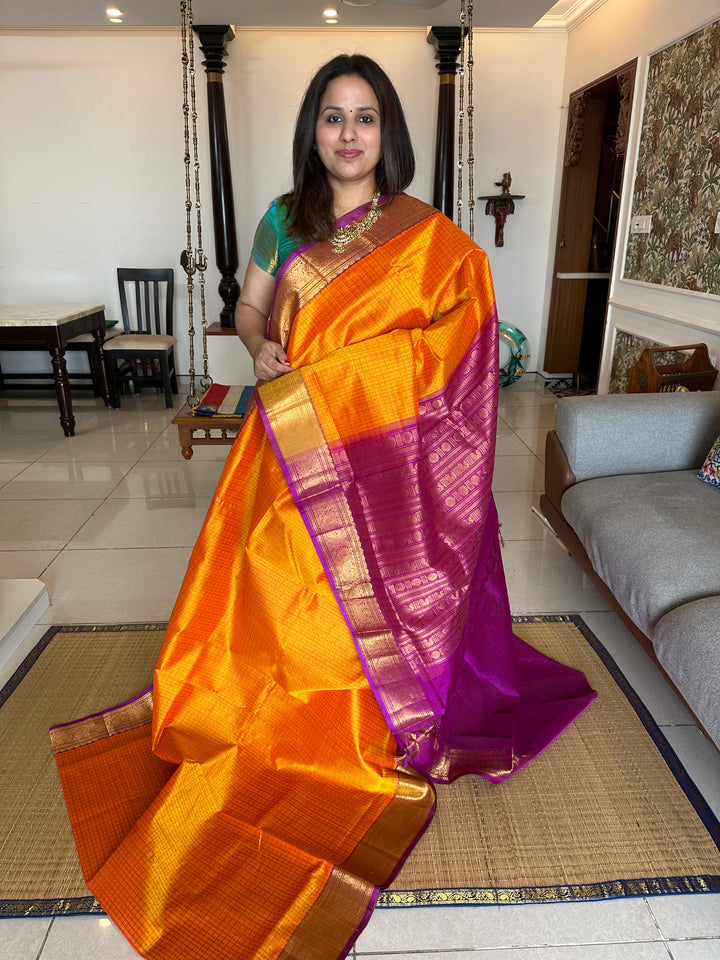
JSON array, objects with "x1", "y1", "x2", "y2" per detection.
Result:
[
  {"x1": 615, "y1": 62, "x2": 637, "y2": 156},
  {"x1": 564, "y1": 91, "x2": 590, "y2": 168},
  {"x1": 194, "y1": 25, "x2": 240, "y2": 328},
  {"x1": 427, "y1": 26, "x2": 463, "y2": 218}
]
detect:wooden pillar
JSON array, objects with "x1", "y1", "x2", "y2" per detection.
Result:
[
  {"x1": 194, "y1": 25, "x2": 240, "y2": 329},
  {"x1": 427, "y1": 26, "x2": 463, "y2": 219}
]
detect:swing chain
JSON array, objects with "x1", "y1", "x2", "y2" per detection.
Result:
[
  {"x1": 457, "y1": 1, "x2": 475, "y2": 240},
  {"x1": 457, "y1": 0, "x2": 466, "y2": 231},
  {"x1": 180, "y1": 0, "x2": 212, "y2": 409},
  {"x1": 467, "y1": 1, "x2": 475, "y2": 239}
]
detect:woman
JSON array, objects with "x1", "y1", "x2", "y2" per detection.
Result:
[{"x1": 52, "y1": 55, "x2": 595, "y2": 960}]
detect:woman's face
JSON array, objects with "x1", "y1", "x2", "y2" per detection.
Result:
[{"x1": 315, "y1": 74, "x2": 382, "y2": 195}]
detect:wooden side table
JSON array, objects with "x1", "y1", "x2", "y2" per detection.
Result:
[
  {"x1": 172, "y1": 403, "x2": 245, "y2": 459},
  {"x1": 0, "y1": 304, "x2": 110, "y2": 436}
]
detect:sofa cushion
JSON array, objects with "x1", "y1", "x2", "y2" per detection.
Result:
[
  {"x1": 561, "y1": 470, "x2": 719, "y2": 638},
  {"x1": 654, "y1": 596, "x2": 720, "y2": 749},
  {"x1": 698, "y1": 436, "x2": 720, "y2": 487},
  {"x1": 555, "y1": 393, "x2": 720, "y2": 482}
]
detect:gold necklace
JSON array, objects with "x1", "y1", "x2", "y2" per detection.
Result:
[{"x1": 330, "y1": 192, "x2": 381, "y2": 253}]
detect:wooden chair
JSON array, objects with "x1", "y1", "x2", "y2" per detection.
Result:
[{"x1": 103, "y1": 268, "x2": 178, "y2": 408}]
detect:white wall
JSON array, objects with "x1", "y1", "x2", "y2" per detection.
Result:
[
  {"x1": 0, "y1": 30, "x2": 190, "y2": 375},
  {"x1": 0, "y1": 25, "x2": 567, "y2": 386},
  {"x1": 468, "y1": 29, "x2": 567, "y2": 375},
  {"x1": 548, "y1": 0, "x2": 720, "y2": 390}
]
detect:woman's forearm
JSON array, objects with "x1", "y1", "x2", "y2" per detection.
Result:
[
  {"x1": 235, "y1": 299, "x2": 292, "y2": 380},
  {"x1": 235, "y1": 302, "x2": 268, "y2": 360}
]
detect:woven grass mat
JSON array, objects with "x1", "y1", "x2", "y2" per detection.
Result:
[{"x1": 1, "y1": 617, "x2": 718, "y2": 918}]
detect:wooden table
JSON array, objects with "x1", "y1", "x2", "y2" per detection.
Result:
[
  {"x1": 0, "y1": 304, "x2": 111, "y2": 436},
  {"x1": 172, "y1": 403, "x2": 245, "y2": 459}
]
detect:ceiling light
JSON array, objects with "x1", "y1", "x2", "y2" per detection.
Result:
[
  {"x1": 323, "y1": 7, "x2": 338, "y2": 14},
  {"x1": 109, "y1": 17, "x2": 124, "y2": 23},
  {"x1": 106, "y1": 7, "x2": 123, "y2": 14},
  {"x1": 325, "y1": 18, "x2": 339, "y2": 23}
]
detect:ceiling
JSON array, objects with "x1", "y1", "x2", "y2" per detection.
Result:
[{"x1": 0, "y1": 0, "x2": 584, "y2": 31}]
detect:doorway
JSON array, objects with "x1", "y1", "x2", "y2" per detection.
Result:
[{"x1": 543, "y1": 60, "x2": 637, "y2": 391}]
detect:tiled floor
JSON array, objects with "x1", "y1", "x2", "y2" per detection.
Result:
[{"x1": 1, "y1": 381, "x2": 719, "y2": 960}]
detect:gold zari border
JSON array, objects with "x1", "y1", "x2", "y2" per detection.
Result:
[{"x1": 50, "y1": 691, "x2": 154, "y2": 754}]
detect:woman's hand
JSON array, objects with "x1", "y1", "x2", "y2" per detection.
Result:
[{"x1": 251, "y1": 339, "x2": 293, "y2": 381}]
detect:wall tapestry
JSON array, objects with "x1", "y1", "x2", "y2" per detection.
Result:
[{"x1": 623, "y1": 18, "x2": 720, "y2": 295}]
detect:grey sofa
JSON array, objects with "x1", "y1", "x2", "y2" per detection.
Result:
[{"x1": 540, "y1": 391, "x2": 720, "y2": 749}]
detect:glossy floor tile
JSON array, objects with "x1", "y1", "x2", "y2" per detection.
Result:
[
  {"x1": 0, "y1": 434, "x2": 63, "y2": 461},
  {"x1": 660, "y1": 727, "x2": 720, "y2": 818},
  {"x1": 0, "y1": 461, "x2": 30, "y2": 485},
  {"x1": 37, "y1": 432, "x2": 157, "y2": 462},
  {"x1": 668, "y1": 940, "x2": 720, "y2": 959},
  {"x1": 1, "y1": 376, "x2": 718, "y2": 960},
  {"x1": 648, "y1": 894, "x2": 720, "y2": 939},
  {"x1": 0, "y1": 918, "x2": 52, "y2": 960},
  {"x1": 495, "y1": 490, "x2": 546, "y2": 540},
  {"x1": 357, "y1": 945, "x2": 672, "y2": 960},
  {"x1": 108, "y1": 459, "x2": 226, "y2": 499},
  {"x1": 515, "y1": 425, "x2": 549, "y2": 457},
  {"x1": 498, "y1": 403, "x2": 558, "y2": 430},
  {"x1": 502, "y1": 535, "x2": 611, "y2": 614},
  {"x1": 0, "y1": 406, "x2": 96, "y2": 435},
  {"x1": 66, "y1": 497, "x2": 212, "y2": 549},
  {"x1": 39, "y1": 917, "x2": 138, "y2": 960},
  {"x1": 38, "y1": 547, "x2": 193, "y2": 623},
  {"x1": 357, "y1": 899, "x2": 661, "y2": 952},
  {"x1": 492, "y1": 454, "x2": 545, "y2": 492},
  {"x1": 0, "y1": 499, "x2": 102, "y2": 551},
  {"x1": 0, "y1": 461, "x2": 133, "y2": 500},
  {"x1": 80, "y1": 402, "x2": 181, "y2": 437},
  {"x1": 0, "y1": 550, "x2": 57, "y2": 579},
  {"x1": 494, "y1": 432, "x2": 532, "y2": 456}
]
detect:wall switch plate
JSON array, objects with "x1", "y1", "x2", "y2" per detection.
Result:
[
  {"x1": 630, "y1": 215, "x2": 652, "y2": 234},
  {"x1": 715, "y1": 212, "x2": 720, "y2": 234}
]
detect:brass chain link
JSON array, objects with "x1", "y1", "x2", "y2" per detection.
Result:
[
  {"x1": 467, "y1": 1, "x2": 475, "y2": 239},
  {"x1": 457, "y1": 0, "x2": 475, "y2": 240},
  {"x1": 457, "y1": 0, "x2": 465, "y2": 231},
  {"x1": 180, "y1": 0, "x2": 211, "y2": 410}
]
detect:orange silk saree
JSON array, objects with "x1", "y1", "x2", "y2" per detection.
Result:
[{"x1": 51, "y1": 194, "x2": 595, "y2": 960}]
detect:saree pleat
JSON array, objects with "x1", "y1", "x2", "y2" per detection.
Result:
[{"x1": 51, "y1": 194, "x2": 594, "y2": 960}]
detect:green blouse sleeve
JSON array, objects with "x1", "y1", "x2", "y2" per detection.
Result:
[{"x1": 250, "y1": 198, "x2": 301, "y2": 278}]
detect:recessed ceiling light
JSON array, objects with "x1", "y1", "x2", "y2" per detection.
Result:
[
  {"x1": 109, "y1": 17, "x2": 124, "y2": 23},
  {"x1": 323, "y1": 7, "x2": 338, "y2": 14},
  {"x1": 106, "y1": 7, "x2": 123, "y2": 14},
  {"x1": 325, "y1": 18, "x2": 339, "y2": 23}
]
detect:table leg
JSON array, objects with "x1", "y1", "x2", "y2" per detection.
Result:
[
  {"x1": 49, "y1": 345, "x2": 75, "y2": 436},
  {"x1": 91, "y1": 327, "x2": 112, "y2": 407}
]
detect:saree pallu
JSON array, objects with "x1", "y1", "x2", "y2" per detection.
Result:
[{"x1": 51, "y1": 194, "x2": 596, "y2": 960}]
